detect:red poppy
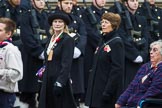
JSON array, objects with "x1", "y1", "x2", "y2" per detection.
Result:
[
  {"x1": 56, "y1": 37, "x2": 61, "y2": 43},
  {"x1": 104, "y1": 45, "x2": 111, "y2": 52}
]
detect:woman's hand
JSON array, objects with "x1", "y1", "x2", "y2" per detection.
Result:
[{"x1": 115, "y1": 104, "x2": 121, "y2": 108}]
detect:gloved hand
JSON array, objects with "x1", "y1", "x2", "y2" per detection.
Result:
[
  {"x1": 73, "y1": 47, "x2": 81, "y2": 59},
  {"x1": 53, "y1": 82, "x2": 63, "y2": 97},
  {"x1": 133, "y1": 55, "x2": 143, "y2": 63}
]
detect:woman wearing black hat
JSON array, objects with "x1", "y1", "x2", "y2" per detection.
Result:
[{"x1": 38, "y1": 12, "x2": 77, "y2": 108}]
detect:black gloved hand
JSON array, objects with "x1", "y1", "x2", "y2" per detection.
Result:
[{"x1": 53, "y1": 82, "x2": 63, "y2": 97}]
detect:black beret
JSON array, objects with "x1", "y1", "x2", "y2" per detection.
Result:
[{"x1": 48, "y1": 11, "x2": 71, "y2": 26}]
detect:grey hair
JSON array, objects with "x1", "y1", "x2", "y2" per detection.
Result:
[{"x1": 150, "y1": 40, "x2": 162, "y2": 55}]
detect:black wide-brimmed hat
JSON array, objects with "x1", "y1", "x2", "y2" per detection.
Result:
[{"x1": 48, "y1": 11, "x2": 71, "y2": 26}]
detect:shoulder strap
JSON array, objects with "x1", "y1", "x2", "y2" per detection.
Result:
[
  {"x1": 100, "y1": 36, "x2": 121, "y2": 50},
  {"x1": 105, "y1": 36, "x2": 121, "y2": 45}
]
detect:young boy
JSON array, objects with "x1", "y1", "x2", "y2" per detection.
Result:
[{"x1": 0, "y1": 17, "x2": 23, "y2": 108}]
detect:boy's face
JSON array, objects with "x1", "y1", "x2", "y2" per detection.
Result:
[
  {"x1": 0, "y1": 23, "x2": 11, "y2": 42},
  {"x1": 58, "y1": 0, "x2": 73, "y2": 14}
]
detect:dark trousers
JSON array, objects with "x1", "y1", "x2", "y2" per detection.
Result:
[
  {"x1": 0, "y1": 91, "x2": 16, "y2": 108},
  {"x1": 19, "y1": 92, "x2": 37, "y2": 107}
]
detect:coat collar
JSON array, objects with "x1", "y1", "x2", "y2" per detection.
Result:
[{"x1": 102, "y1": 30, "x2": 117, "y2": 42}]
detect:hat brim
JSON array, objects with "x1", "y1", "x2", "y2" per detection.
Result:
[{"x1": 48, "y1": 12, "x2": 71, "y2": 26}]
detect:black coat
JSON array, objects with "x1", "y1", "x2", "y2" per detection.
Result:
[
  {"x1": 118, "y1": 12, "x2": 149, "y2": 89},
  {"x1": 159, "y1": 17, "x2": 162, "y2": 37},
  {"x1": 53, "y1": 9, "x2": 87, "y2": 94},
  {"x1": 38, "y1": 33, "x2": 76, "y2": 108},
  {"x1": 19, "y1": 9, "x2": 50, "y2": 92},
  {"x1": 68, "y1": 13, "x2": 87, "y2": 94},
  {"x1": 72, "y1": 5, "x2": 85, "y2": 18},
  {"x1": 85, "y1": 31, "x2": 125, "y2": 108},
  {"x1": 0, "y1": 1, "x2": 23, "y2": 48},
  {"x1": 82, "y1": 5, "x2": 108, "y2": 49},
  {"x1": 82, "y1": 5, "x2": 108, "y2": 89},
  {"x1": 137, "y1": 3, "x2": 162, "y2": 41}
]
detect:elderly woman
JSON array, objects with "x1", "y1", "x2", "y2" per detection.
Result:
[
  {"x1": 85, "y1": 12, "x2": 125, "y2": 108},
  {"x1": 38, "y1": 11, "x2": 76, "y2": 108},
  {"x1": 115, "y1": 40, "x2": 162, "y2": 108}
]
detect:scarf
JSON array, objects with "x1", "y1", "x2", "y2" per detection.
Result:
[{"x1": 0, "y1": 38, "x2": 12, "y2": 48}]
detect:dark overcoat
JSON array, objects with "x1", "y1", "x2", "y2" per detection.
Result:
[
  {"x1": 85, "y1": 31, "x2": 125, "y2": 108},
  {"x1": 53, "y1": 8, "x2": 87, "y2": 94},
  {"x1": 159, "y1": 17, "x2": 162, "y2": 37},
  {"x1": 19, "y1": 9, "x2": 50, "y2": 92},
  {"x1": 82, "y1": 5, "x2": 108, "y2": 89},
  {"x1": 118, "y1": 12, "x2": 149, "y2": 89},
  {"x1": 72, "y1": 5, "x2": 85, "y2": 18},
  {"x1": 0, "y1": 1, "x2": 23, "y2": 48},
  {"x1": 137, "y1": 3, "x2": 162, "y2": 41},
  {"x1": 68, "y1": 13, "x2": 87, "y2": 94},
  {"x1": 38, "y1": 33, "x2": 76, "y2": 108}
]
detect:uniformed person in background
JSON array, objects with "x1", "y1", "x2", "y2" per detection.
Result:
[
  {"x1": 81, "y1": 0, "x2": 108, "y2": 100},
  {"x1": 117, "y1": 0, "x2": 150, "y2": 90},
  {"x1": 137, "y1": 0, "x2": 162, "y2": 42},
  {"x1": 0, "y1": 0, "x2": 24, "y2": 49},
  {"x1": 53, "y1": 0, "x2": 87, "y2": 106},
  {"x1": 108, "y1": 0, "x2": 125, "y2": 13},
  {"x1": 18, "y1": 0, "x2": 50, "y2": 107},
  {"x1": 71, "y1": 0, "x2": 85, "y2": 18}
]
